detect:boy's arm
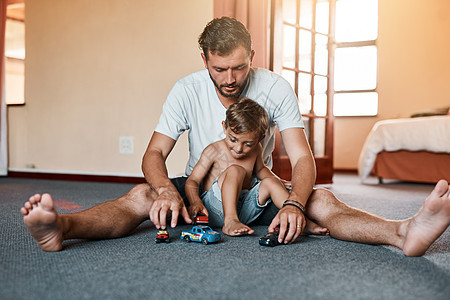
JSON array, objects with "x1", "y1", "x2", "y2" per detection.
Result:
[
  {"x1": 185, "y1": 145, "x2": 216, "y2": 217},
  {"x1": 253, "y1": 148, "x2": 286, "y2": 209},
  {"x1": 253, "y1": 145, "x2": 278, "y2": 180}
]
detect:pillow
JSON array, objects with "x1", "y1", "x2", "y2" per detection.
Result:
[{"x1": 410, "y1": 106, "x2": 449, "y2": 118}]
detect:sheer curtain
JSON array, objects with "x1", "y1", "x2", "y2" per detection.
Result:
[
  {"x1": 0, "y1": 0, "x2": 7, "y2": 176},
  {"x1": 214, "y1": 0, "x2": 269, "y2": 69}
]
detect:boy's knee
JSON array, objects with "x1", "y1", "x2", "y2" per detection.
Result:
[
  {"x1": 260, "y1": 177, "x2": 281, "y2": 189},
  {"x1": 223, "y1": 164, "x2": 247, "y2": 178}
]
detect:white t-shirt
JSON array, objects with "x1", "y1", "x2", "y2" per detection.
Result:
[{"x1": 155, "y1": 68, "x2": 304, "y2": 175}]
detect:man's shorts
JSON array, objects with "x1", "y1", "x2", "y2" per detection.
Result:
[{"x1": 170, "y1": 176, "x2": 279, "y2": 226}]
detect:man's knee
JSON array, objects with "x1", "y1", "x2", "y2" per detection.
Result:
[
  {"x1": 126, "y1": 183, "x2": 156, "y2": 205},
  {"x1": 307, "y1": 187, "x2": 339, "y2": 214},
  {"x1": 103, "y1": 183, "x2": 155, "y2": 223}
]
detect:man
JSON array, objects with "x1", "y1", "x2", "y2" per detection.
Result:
[{"x1": 21, "y1": 17, "x2": 450, "y2": 256}]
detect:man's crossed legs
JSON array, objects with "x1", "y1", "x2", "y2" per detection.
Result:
[{"x1": 21, "y1": 179, "x2": 450, "y2": 256}]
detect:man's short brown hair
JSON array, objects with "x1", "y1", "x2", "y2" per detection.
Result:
[
  {"x1": 225, "y1": 98, "x2": 268, "y2": 139},
  {"x1": 198, "y1": 17, "x2": 252, "y2": 60}
]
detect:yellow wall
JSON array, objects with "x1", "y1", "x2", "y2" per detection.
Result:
[
  {"x1": 8, "y1": 0, "x2": 450, "y2": 176},
  {"x1": 8, "y1": 0, "x2": 213, "y2": 176},
  {"x1": 334, "y1": 0, "x2": 450, "y2": 169}
]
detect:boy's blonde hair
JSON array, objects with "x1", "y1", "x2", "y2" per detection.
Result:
[{"x1": 225, "y1": 98, "x2": 269, "y2": 139}]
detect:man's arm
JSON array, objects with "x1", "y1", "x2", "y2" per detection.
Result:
[
  {"x1": 269, "y1": 127, "x2": 316, "y2": 243},
  {"x1": 282, "y1": 127, "x2": 316, "y2": 205},
  {"x1": 142, "y1": 131, "x2": 192, "y2": 229}
]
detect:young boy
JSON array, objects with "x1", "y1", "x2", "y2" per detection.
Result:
[{"x1": 185, "y1": 98, "x2": 299, "y2": 236}]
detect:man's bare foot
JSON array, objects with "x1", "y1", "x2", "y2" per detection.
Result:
[
  {"x1": 222, "y1": 219, "x2": 255, "y2": 236},
  {"x1": 302, "y1": 219, "x2": 329, "y2": 236},
  {"x1": 21, "y1": 193, "x2": 64, "y2": 252},
  {"x1": 401, "y1": 179, "x2": 450, "y2": 256}
]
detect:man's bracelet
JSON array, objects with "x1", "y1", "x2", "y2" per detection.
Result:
[{"x1": 282, "y1": 200, "x2": 306, "y2": 214}]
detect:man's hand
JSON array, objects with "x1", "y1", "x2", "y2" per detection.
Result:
[
  {"x1": 268, "y1": 205, "x2": 306, "y2": 244},
  {"x1": 149, "y1": 186, "x2": 192, "y2": 229}
]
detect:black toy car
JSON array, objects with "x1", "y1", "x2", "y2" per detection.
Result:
[{"x1": 259, "y1": 225, "x2": 284, "y2": 247}]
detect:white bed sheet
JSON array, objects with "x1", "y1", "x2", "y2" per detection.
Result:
[{"x1": 358, "y1": 115, "x2": 450, "y2": 181}]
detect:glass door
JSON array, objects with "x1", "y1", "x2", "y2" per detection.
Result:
[{"x1": 271, "y1": 0, "x2": 335, "y2": 184}]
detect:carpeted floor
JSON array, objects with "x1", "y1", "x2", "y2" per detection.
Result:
[{"x1": 1, "y1": 174, "x2": 449, "y2": 299}]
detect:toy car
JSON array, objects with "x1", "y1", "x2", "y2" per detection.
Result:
[
  {"x1": 155, "y1": 230, "x2": 170, "y2": 243},
  {"x1": 193, "y1": 211, "x2": 209, "y2": 225},
  {"x1": 181, "y1": 225, "x2": 221, "y2": 245},
  {"x1": 259, "y1": 225, "x2": 285, "y2": 247}
]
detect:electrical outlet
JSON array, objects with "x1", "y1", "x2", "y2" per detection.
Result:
[{"x1": 119, "y1": 136, "x2": 134, "y2": 154}]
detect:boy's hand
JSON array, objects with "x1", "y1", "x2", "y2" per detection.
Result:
[
  {"x1": 188, "y1": 202, "x2": 208, "y2": 219},
  {"x1": 280, "y1": 179, "x2": 292, "y2": 190},
  {"x1": 150, "y1": 185, "x2": 192, "y2": 229},
  {"x1": 268, "y1": 205, "x2": 305, "y2": 244}
]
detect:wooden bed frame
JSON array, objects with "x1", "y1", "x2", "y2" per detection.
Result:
[{"x1": 372, "y1": 150, "x2": 450, "y2": 184}]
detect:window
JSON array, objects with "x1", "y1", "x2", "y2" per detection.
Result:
[{"x1": 333, "y1": 0, "x2": 378, "y2": 116}]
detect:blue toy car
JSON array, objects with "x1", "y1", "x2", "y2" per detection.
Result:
[{"x1": 181, "y1": 225, "x2": 221, "y2": 245}]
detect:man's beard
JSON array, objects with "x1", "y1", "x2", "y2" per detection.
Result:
[{"x1": 209, "y1": 72, "x2": 248, "y2": 99}]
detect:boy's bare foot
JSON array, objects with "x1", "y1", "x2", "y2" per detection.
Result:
[
  {"x1": 401, "y1": 179, "x2": 450, "y2": 256},
  {"x1": 21, "y1": 193, "x2": 64, "y2": 252},
  {"x1": 223, "y1": 219, "x2": 255, "y2": 236},
  {"x1": 302, "y1": 219, "x2": 329, "y2": 236}
]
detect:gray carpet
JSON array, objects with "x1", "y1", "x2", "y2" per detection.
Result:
[{"x1": 1, "y1": 174, "x2": 449, "y2": 299}]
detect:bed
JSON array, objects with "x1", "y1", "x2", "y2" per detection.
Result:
[{"x1": 358, "y1": 115, "x2": 450, "y2": 183}]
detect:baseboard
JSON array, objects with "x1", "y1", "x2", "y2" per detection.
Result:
[
  {"x1": 8, "y1": 170, "x2": 147, "y2": 184},
  {"x1": 333, "y1": 168, "x2": 358, "y2": 174}
]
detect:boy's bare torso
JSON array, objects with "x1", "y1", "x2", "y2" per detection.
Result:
[{"x1": 202, "y1": 139, "x2": 261, "y2": 191}]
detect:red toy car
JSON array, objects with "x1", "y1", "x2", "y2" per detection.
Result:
[
  {"x1": 155, "y1": 230, "x2": 170, "y2": 243},
  {"x1": 193, "y1": 211, "x2": 209, "y2": 225}
]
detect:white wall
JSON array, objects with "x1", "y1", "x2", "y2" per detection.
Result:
[{"x1": 8, "y1": 0, "x2": 213, "y2": 176}]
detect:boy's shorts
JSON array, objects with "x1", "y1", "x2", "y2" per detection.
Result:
[
  {"x1": 199, "y1": 177, "x2": 271, "y2": 227},
  {"x1": 170, "y1": 176, "x2": 278, "y2": 226}
]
